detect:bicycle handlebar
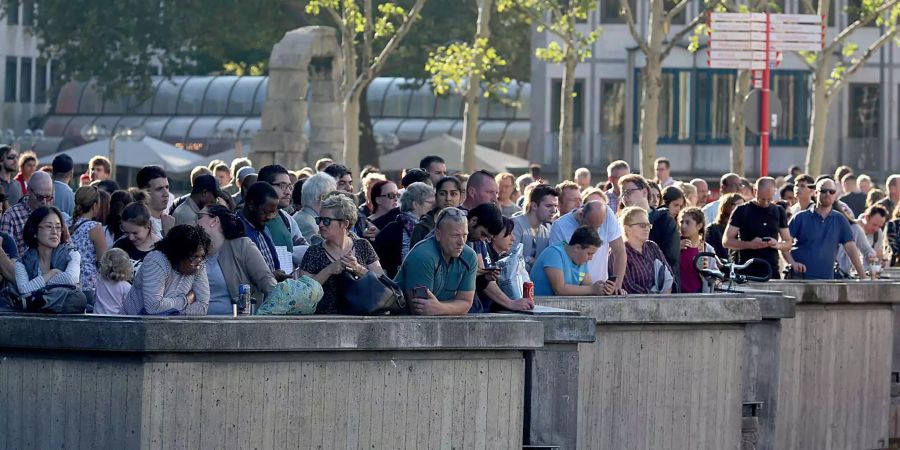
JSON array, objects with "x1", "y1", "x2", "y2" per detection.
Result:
[{"x1": 692, "y1": 252, "x2": 772, "y2": 286}]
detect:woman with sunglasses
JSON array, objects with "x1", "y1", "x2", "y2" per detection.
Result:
[
  {"x1": 123, "y1": 224, "x2": 211, "y2": 315},
  {"x1": 196, "y1": 205, "x2": 277, "y2": 315},
  {"x1": 617, "y1": 206, "x2": 672, "y2": 294},
  {"x1": 364, "y1": 180, "x2": 401, "y2": 230},
  {"x1": 299, "y1": 195, "x2": 384, "y2": 314}
]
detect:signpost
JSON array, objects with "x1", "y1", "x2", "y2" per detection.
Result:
[{"x1": 707, "y1": 12, "x2": 824, "y2": 176}]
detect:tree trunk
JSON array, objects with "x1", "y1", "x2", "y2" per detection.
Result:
[
  {"x1": 462, "y1": 0, "x2": 493, "y2": 175},
  {"x1": 730, "y1": 69, "x2": 751, "y2": 176},
  {"x1": 342, "y1": 92, "x2": 362, "y2": 177},
  {"x1": 558, "y1": 49, "x2": 577, "y2": 181},
  {"x1": 638, "y1": 0, "x2": 665, "y2": 177},
  {"x1": 805, "y1": 72, "x2": 830, "y2": 176}
]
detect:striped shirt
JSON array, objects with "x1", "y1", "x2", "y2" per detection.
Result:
[
  {"x1": 123, "y1": 250, "x2": 209, "y2": 315},
  {"x1": 617, "y1": 240, "x2": 671, "y2": 295}
]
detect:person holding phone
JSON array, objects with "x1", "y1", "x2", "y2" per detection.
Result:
[
  {"x1": 724, "y1": 177, "x2": 795, "y2": 278},
  {"x1": 529, "y1": 226, "x2": 607, "y2": 296}
]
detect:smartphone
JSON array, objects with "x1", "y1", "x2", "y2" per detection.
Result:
[
  {"x1": 607, "y1": 276, "x2": 617, "y2": 283},
  {"x1": 761, "y1": 237, "x2": 774, "y2": 242},
  {"x1": 413, "y1": 286, "x2": 428, "y2": 299}
]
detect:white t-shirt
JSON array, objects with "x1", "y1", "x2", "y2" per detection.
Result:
[{"x1": 548, "y1": 206, "x2": 622, "y2": 282}]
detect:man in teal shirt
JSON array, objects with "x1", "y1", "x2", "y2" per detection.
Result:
[{"x1": 394, "y1": 207, "x2": 477, "y2": 315}]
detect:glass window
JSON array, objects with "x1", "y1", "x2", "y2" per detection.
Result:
[
  {"x1": 6, "y1": 0, "x2": 18, "y2": 25},
  {"x1": 771, "y1": 72, "x2": 810, "y2": 144},
  {"x1": 160, "y1": 117, "x2": 195, "y2": 144},
  {"x1": 18, "y1": 57, "x2": 30, "y2": 103},
  {"x1": 434, "y1": 91, "x2": 463, "y2": 118},
  {"x1": 477, "y1": 121, "x2": 508, "y2": 148},
  {"x1": 42, "y1": 116, "x2": 74, "y2": 137},
  {"x1": 633, "y1": 69, "x2": 692, "y2": 143},
  {"x1": 61, "y1": 115, "x2": 99, "y2": 140},
  {"x1": 251, "y1": 78, "x2": 268, "y2": 115},
  {"x1": 152, "y1": 78, "x2": 185, "y2": 115},
  {"x1": 35, "y1": 59, "x2": 46, "y2": 104},
  {"x1": 600, "y1": 79, "x2": 626, "y2": 161},
  {"x1": 176, "y1": 77, "x2": 211, "y2": 115},
  {"x1": 78, "y1": 81, "x2": 103, "y2": 114},
  {"x1": 373, "y1": 118, "x2": 403, "y2": 138},
  {"x1": 601, "y1": 0, "x2": 634, "y2": 24},
  {"x1": 396, "y1": 119, "x2": 429, "y2": 145},
  {"x1": 666, "y1": 0, "x2": 686, "y2": 25},
  {"x1": 421, "y1": 119, "x2": 458, "y2": 140},
  {"x1": 140, "y1": 116, "x2": 172, "y2": 140},
  {"x1": 101, "y1": 87, "x2": 129, "y2": 115},
  {"x1": 186, "y1": 117, "x2": 223, "y2": 142},
  {"x1": 810, "y1": 0, "x2": 836, "y2": 26},
  {"x1": 54, "y1": 81, "x2": 82, "y2": 113},
  {"x1": 4, "y1": 57, "x2": 16, "y2": 102},
  {"x1": 92, "y1": 116, "x2": 124, "y2": 134},
  {"x1": 202, "y1": 76, "x2": 238, "y2": 115},
  {"x1": 125, "y1": 77, "x2": 163, "y2": 115},
  {"x1": 516, "y1": 83, "x2": 531, "y2": 120},
  {"x1": 407, "y1": 83, "x2": 436, "y2": 118},
  {"x1": 366, "y1": 77, "x2": 393, "y2": 117},
  {"x1": 21, "y1": 0, "x2": 32, "y2": 25},
  {"x1": 113, "y1": 116, "x2": 148, "y2": 132},
  {"x1": 551, "y1": 79, "x2": 585, "y2": 131},
  {"x1": 695, "y1": 71, "x2": 736, "y2": 144},
  {"x1": 381, "y1": 79, "x2": 411, "y2": 117},
  {"x1": 849, "y1": 83, "x2": 880, "y2": 138},
  {"x1": 501, "y1": 121, "x2": 530, "y2": 159}
]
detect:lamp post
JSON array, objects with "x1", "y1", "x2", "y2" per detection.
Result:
[{"x1": 81, "y1": 125, "x2": 145, "y2": 180}]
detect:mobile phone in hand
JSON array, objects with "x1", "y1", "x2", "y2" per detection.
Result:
[{"x1": 413, "y1": 286, "x2": 428, "y2": 299}]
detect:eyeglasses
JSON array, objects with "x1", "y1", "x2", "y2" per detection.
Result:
[
  {"x1": 315, "y1": 216, "x2": 345, "y2": 226},
  {"x1": 39, "y1": 224, "x2": 62, "y2": 233},
  {"x1": 435, "y1": 207, "x2": 468, "y2": 227},
  {"x1": 5, "y1": 155, "x2": 17, "y2": 160},
  {"x1": 818, "y1": 189, "x2": 837, "y2": 195},
  {"x1": 271, "y1": 181, "x2": 292, "y2": 191},
  {"x1": 627, "y1": 222, "x2": 653, "y2": 230},
  {"x1": 378, "y1": 193, "x2": 401, "y2": 200},
  {"x1": 32, "y1": 193, "x2": 54, "y2": 202}
]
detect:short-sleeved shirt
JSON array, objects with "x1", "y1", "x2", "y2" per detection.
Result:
[
  {"x1": 511, "y1": 214, "x2": 551, "y2": 270},
  {"x1": 394, "y1": 235, "x2": 477, "y2": 303},
  {"x1": 728, "y1": 202, "x2": 787, "y2": 278},
  {"x1": 529, "y1": 243, "x2": 588, "y2": 296},
  {"x1": 789, "y1": 209, "x2": 854, "y2": 279},
  {"x1": 299, "y1": 236, "x2": 378, "y2": 314},
  {"x1": 113, "y1": 237, "x2": 152, "y2": 275},
  {"x1": 548, "y1": 206, "x2": 622, "y2": 282},
  {"x1": 54, "y1": 181, "x2": 75, "y2": 218},
  {"x1": 172, "y1": 197, "x2": 202, "y2": 225}
]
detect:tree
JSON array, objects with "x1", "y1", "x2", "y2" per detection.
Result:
[
  {"x1": 621, "y1": 0, "x2": 721, "y2": 176},
  {"x1": 799, "y1": 0, "x2": 900, "y2": 176},
  {"x1": 497, "y1": 0, "x2": 601, "y2": 181},
  {"x1": 306, "y1": 0, "x2": 428, "y2": 176}
]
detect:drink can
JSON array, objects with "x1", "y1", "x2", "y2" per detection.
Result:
[
  {"x1": 523, "y1": 281, "x2": 534, "y2": 299},
  {"x1": 239, "y1": 284, "x2": 252, "y2": 315}
]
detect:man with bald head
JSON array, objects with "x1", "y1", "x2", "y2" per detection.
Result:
[
  {"x1": 691, "y1": 179, "x2": 709, "y2": 206},
  {"x1": 549, "y1": 199, "x2": 626, "y2": 294},
  {"x1": 789, "y1": 178, "x2": 866, "y2": 279},
  {"x1": 724, "y1": 177, "x2": 795, "y2": 279},
  {"x1": 0, "y1": 171, "x2": 56, "y2": 255},
  {"x1": 703, "y1": 173, "x2": 742, "y2": 225},
  {"x1": 461, "y1": 170, "x2": 499, "y2": 210}
]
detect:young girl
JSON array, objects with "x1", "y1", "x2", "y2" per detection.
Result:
[
  {"x1": 94, "y1": 248, "x2": 133, "y2": 315},
  {"x1": 679, "y1": 207, "x2": 718, "y2": 293}
]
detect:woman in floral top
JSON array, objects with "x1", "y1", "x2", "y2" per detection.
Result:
[{"x1": 70, "y1": 186, "x2": 109, "y2": 301}]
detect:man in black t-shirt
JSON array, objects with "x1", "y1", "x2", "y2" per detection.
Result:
[{"x1": 723, "y1": 177, "x2": 798, "y2": 278}]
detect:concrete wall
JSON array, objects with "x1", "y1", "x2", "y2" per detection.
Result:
[
  {"x1": 759, "y1": 281, "x2": 897, "y2": 450},
  {"x1": 537, "y1": 295, "x2": 763, "y2": 450},
  {"x1": 0, "y1": 314, "x2": 545, "y2": 450}
]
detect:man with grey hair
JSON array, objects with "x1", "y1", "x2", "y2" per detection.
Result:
[
  {"x1": 605, "y1": 160, "x2": 630, "y2": 212},
  {"x1": 691, "y1": 178, "x2": 709, "y2": 206},
  {"x1": 394, "y1": 207, "x2": 477, "y2": 316},
  {"x1": 293, "y1": 172, "x2": 337, "y2": 245},
  {"x1": 374, "y1": 182, "x2": 435, "y2": 277},
  {"x1": 515, "y1": 173, "x2": 534, "y2": 209},
  {"x1": 0, "y1": 171, "x2": 56, "y2": 255},
  {"x1": 574, "y1": 167, "x2": 591, "y2": 191}
]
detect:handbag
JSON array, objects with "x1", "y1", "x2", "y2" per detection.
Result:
[
  {"x1": 23, "y1": 284, "x2": 87, "y2": 314},
  {"x1": 341, "y1": 270, "x2": 406, "y2": 315}
]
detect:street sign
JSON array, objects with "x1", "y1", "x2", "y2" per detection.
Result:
[
  {"x1": 710, "y1": 40, "x2": 768, "y2": 50},
  {"x1": 707, "y1": 59, "x2": 767, "y2": 69},
  {"x1": 712, "y1": 21, "x2": 768, "y2": 32},
  {"x1": 770, "y1": 13, "x2": 822, "y2": 24},
  {"x1": 710, "y1": 12, "x2": 767, "y2": 22},
  {"x1": 768, "y1": 41, "x2": 823, "y2": 51},
  {"x1": 743, "y1": 89, "x2": 784, "y2": 134},
  {"x1": 709, "y1": 50, "x2": 778, "y2": 60}
]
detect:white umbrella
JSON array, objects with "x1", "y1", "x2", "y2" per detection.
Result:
[
  {"x1": 44, "y1": 136, "x2": 203, "y2": 173},
  {"x1": 377, "y1": 134, "x2": 531, "y2": 173}
]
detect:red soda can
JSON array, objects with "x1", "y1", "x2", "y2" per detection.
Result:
[{"x1": 523, "y1": 281, "x2": 534, "y2": 299}]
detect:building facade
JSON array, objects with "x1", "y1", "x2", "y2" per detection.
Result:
[
  {"x1": 0, "y1": 0, "x2": 51, "y2": 134},
  {"x1": 530, "y1": 0, "x2": 898, "y2": 179}
]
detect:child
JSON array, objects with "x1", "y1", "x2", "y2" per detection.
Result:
[
  {"x1": 678, "y1": 207, "x2": 718, "y2": 293},
  {"x1": 94, "y1": 248, "x2": 133, "y2": 315}
]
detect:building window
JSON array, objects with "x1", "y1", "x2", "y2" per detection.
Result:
[
  {"x1": 666, "y1": 0, "x2": 686, "y2": 25},
  {"x1": 19, "y1": 57, "x2": 30, "y2": 103},
  {"x1": 633, "y1": 68, "x2": 692, "y2": 143},
  {"x1": 770, "y1": 71, "x2": 811, "y2": 145},
  {"x1": 600, "y1": 79, "x2": 626, "y2": 161},
  {"x1": 695, "y1": 70, "x2": 736, "y2": 144},
  {"x1": 4, "y1": 57, "x2": 16, "y2": 102},
  {"x1": 809, "y1": 0, "x2": 837, "y2": 26},
  {"x1": 849, "y1": 83, "x2": 880, "y2": 138},
  {"x1": 601, "y1": 0, "x2": 635, "y2": 24},
  {"x1": 35, "y1": 59, "x2": 46, "y2": 103},
  {"x1": 550, "y1": 79, "x2": 585, "y2": 131},
  {"x1": 6, "y1": 0, "x2": 18, "y2": 25},
  {"x1": 22, "y1": 0, "x2": 33, "y2": 26}
]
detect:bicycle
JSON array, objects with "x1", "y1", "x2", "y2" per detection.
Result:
[{"x1": 691, "y1": 252, "x2": 772, "y2": 292}]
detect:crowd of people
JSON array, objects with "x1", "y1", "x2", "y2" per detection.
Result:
[{"x1": 0, "y1": 144, "x2": 891, "y2": 316}]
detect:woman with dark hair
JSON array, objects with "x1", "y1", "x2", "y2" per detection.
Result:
[
  {"x1": 373, "y1": 182, "x2": 435, "y2": 277},
  {"x1": 104, "y1": 190, "x2": 134, "y2": 247},
  {"x1": 114, "y1": 202, "x2": 160, "y2": 273},
  {"x1": 291, "y1": 179, "x2": 305, "y2": 213},
  {"x1": 123, "y1": 224, "x2": 211, "y2": 315},
  {"x1": 196, "y1": 205, "x2": 277, "y2": 315},
  {"x1": 15, "y1": 206, "x2": 81, "y2": 300},
  {"x1": 70, "y1": 186, "x2": 108, "y2": 300},
  {"x1": 705, "y1": 193, "x2": 745, "y2": 260},
  {"x1": 661, "y1": 185, "x2": 686, "y2": 219},
  {"x1": 364, "y1": 179, "x2": 400, "y2": 229},
  {"x1": 410, "y1": 176, "x2": 462, "y2": 248}
]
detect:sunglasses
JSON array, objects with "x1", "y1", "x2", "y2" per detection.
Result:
[
  {"x1": 818, "y1": 189, "x2": 837, "y2": 195},
  {"x1": 315, "y1": 216, "x2": 344, "y2": 226},
  {"x1": 32, "y1": 193, "x2": 54, "y2": 202},
  {"x1": 378, "y1": 193, "x2": 401, "y2": 200}
]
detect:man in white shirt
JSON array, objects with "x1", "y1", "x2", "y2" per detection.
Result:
[
  {"x1": 655, "y1": 157, "x2": 676, "y2": 188},
  {"x1": 703, "y1": 172, "x2": 741, "y2": 225},
  {"x1": 549, "y1": 200, "x2": 625, "y2": 294}
]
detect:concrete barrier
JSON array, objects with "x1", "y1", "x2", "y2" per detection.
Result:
[
  {"x1": 755, "y1": 281, "x2": 897, "y2": 450},
  {"x1": 0, "y1": 313, "x2": 547, "y2": 450},
  {"x1": 537, "y1": 294, "x2": 762, "y2": 450}
]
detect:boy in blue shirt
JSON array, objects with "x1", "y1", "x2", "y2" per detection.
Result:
[{"x1": 530, "y1": 226, "x2": 608, "y2": 296}]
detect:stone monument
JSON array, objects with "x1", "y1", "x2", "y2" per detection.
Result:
[{"x1": 251, "y1": 26, "x2": 343, "y2": 169}]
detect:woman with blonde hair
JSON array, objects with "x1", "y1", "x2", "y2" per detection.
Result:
[
  {"x1": 617, "y1": 206, "x2": 672, "y2": 294},
  {"x1": 94, "y1": 248, "x2": 133, "y2": 314}
]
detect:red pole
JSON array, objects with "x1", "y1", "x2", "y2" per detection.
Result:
[{"x1": 761, "y1": 13, "x2": 771, "y2": 177}]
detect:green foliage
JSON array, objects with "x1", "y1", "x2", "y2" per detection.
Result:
[
  {"x1": 24, "y1": 0, "x2": 306, "y2": 100},
  {"x1": 425, "y1": 38, "x2": 511, "y2": 100},
  {"x1": 305, "y1": 1, "x2": 419, "y2": 52},
  {"x1": 497, "y1": 0, "x2": 602, "y2": 64}
]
